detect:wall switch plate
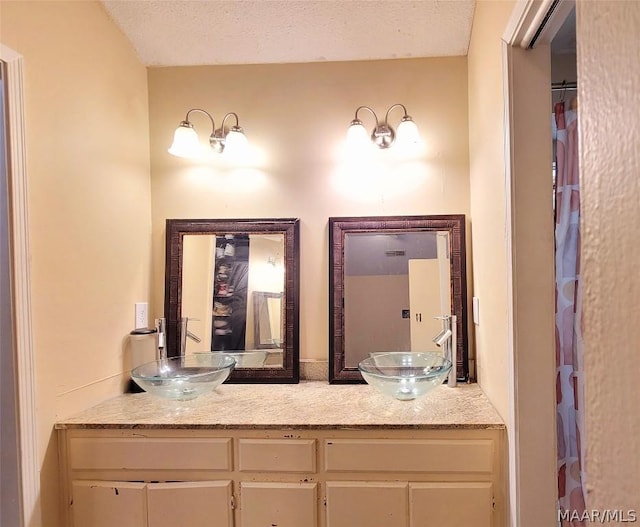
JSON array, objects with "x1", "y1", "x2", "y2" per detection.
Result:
[
  {"x1": 472, "y1": 297, "x2": 480, "y2": 325},
  {"x1": 135, "y1": 302, "x2": 148, "y2": 329}
]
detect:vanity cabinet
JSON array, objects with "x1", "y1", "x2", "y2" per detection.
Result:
[
  {"x1": 71, "y1": 480, "x2": 233, "y2": 527},
  {"x1": 57, "y1": 427, "x2": 505, "y2": 527},
  {"x1": 324, "y1": 438, "x2": 496, "y2": 527}
]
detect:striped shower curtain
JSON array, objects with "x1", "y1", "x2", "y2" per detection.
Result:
[{"x1": 554, "y1": 99, "x2": 586, "y2": 525}]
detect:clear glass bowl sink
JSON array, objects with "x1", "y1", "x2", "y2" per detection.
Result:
[
  {"x1": 195, "y1": 350, "x2": 267, "y2": 368},
  {"x1": 131, "y1": 354, "x2": 236, "y2": 401},
  {"x1": 358, "y1": 352, "x2": 452, "y2": 401}
]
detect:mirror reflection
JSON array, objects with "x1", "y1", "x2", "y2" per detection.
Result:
[
  {"x1": 343, "y1": 231, "x2": 451, "y2": 368},
  {"x1": 253, "y1": 291, "x2": 283, "y2": 349},
  {"x1": 329, "y1": 215, "x2": 467, "y2": 383},
  {"x1": 181, "y1": 234, "x2": 285, "y2": 368},
  {"x1": 165, "y1": 218, "x2": 300, "y2": 383}
]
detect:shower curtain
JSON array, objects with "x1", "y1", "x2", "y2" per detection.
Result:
[{"x1": 554, "y1": 98, "x2": 586, "y2": 525}]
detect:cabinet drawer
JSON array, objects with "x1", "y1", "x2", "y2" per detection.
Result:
[
  {"x1": 239, "y1": 439, "x2": 316, "y2": 472},
  {"x1": 69, "y1": 437, "x2": 232, "y2": 471},
  {"x1": 324, "y1": 439, "x2": 493, "y2": 474}
]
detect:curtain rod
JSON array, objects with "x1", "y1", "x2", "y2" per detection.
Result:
[{"x1": 552, "y1": 81, "x2": 577, "y2": 91}]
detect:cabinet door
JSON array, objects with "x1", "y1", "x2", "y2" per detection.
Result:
[
  {"x1": 326, "y1": 482, "x2": 408, "y2": 527},
  {"x1": 147, "y1": 481, "x2": 233, "y2": 527},
  {"x1": 240, "y1": 482, "x2": 317, "y2": 527},
  {"x1": 72, "y1": 481, "x2": 146, "y2": 527},
  {"x1": 409, "y1": 482, "x2": 493, "y2": 527}
]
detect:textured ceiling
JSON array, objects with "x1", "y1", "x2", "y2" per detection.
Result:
[{"x1": 101, "y1": 0, "x2": 476, "y2": 66}]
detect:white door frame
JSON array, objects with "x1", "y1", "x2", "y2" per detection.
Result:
[
  {"x1": 502, "y1": 1, "x2": 576, "y2": 526},
  {"x1": 1, "y1": 43, "x2": 41, "y2": 527}
]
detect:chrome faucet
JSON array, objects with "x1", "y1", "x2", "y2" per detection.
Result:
[
  {"x1": 432, "y1": 315, "x2": 457, "y2": 387},
  {"x1": 155, "y1": 318, "x2": 167, "y2": 361},
  {"x1": 180, "y1": 317, "x2": 202, "y2": 356}
]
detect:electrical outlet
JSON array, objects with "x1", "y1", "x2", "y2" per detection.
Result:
[{"x1": 135, "y1": 302, "x2": 148, "y2": 329}]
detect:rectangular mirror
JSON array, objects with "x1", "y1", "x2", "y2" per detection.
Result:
[
  {"x1": 329, "y1": 215, "x2": 468, "y2": 383},
  {"x1": 165, "y1": 218, "x2": 300, "y2": 383}
]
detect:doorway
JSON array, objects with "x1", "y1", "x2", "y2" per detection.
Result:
[
  {"x1": 0, "y1": 43, "x2": 40, "y2": 527},
  {"x1": 502, "y1": 1, "x2": 578, "y2": 525},
  {"x1": 0, "y1": 58, "x2": 22, "y2": 527}
]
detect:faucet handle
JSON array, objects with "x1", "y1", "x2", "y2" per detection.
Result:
[
  {"x1": 180, "y1": 317, "x2": 202, "y2": 354},
  {"x1": 186, "y1": 330, "x2": 201, "y2": 343}
]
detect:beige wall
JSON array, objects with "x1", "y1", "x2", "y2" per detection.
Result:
[
  {"x1": 467, "y1": 0, "x2": 514, "y2": 423},
  {"x1": 577, "y1": 1, "x2": 640, "y2": 512},
  {"x1": 148, "y1": 58, "x2": 470, "y2": 362},
  {"x1": 0, "y1": 2, "x2": 150, "y2": 526},
  {"x1": 467, "y1": 2, "x2": 519, "y2": 522}
]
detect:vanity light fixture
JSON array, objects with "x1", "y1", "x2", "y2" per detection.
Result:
[
  {"x1": 168, "y1": 108, "x2": 248, "y2": 159},
  {"x1": 347, "y1": 103, "x2": 420, "y2": 149}
]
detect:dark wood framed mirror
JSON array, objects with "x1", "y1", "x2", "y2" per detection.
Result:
[
  {"x1": 165, "y1": 218, "x2": 300, "y2": 383},
  {"x1": 329, "y1": 215, "x2": 468, "y2": 383}
]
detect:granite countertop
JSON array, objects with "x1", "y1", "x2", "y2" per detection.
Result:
[{"x1": 55, "y1": 382, "x2": 504, "y2": 430}]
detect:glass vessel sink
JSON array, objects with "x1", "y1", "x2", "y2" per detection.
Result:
[
  {"x1": 195, "y1": 350, "x2": 267, "y2": 368},
  {"x1": 131, "y1": 354, "x2": 236, "y2": 401},
  {"x1": 358, "y1": 352, "x2": 452, "y2": 401}
]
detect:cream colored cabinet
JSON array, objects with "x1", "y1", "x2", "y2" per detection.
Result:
[
  {"x1": 324, "y1": 438, "x2": 497, "y2": 527},
  {"x1": 147, "y1": 481, "x2": 234, "y2": 527},
  {"x1": 409, "y1": 482, "x2": 493, "y2": 527},
  {"x1": 239, "y1": 482, "x2": 318, "y2": 527},
  {"x1": 236, "y1": 438, "x2": 319, "y2": 526},
  {"x1": 58, "y1": 428, "x2": 505, "y2": 527},
  {"x1": 326, "y1": 482, "x2": 408, "y2": 527},
  {"x1": 326, "y1": 481, "x2": 494, "y2": 527},
  {"x1": 71, "y1": 480, "x2": 233, "y2": 527},
  {"x1": 72, "y1": 481, "x2": 147, "y2": 527}
]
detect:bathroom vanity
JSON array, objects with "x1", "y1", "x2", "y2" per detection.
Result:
[{"x1": 56, "y1": 383, "x2": 505, "y2": 527}]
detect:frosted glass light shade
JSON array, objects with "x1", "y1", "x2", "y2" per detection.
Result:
[
  {"x1": 347, "y1": 121, "x2": 369, "y2": 150},
  {"x1": 223, "y1": 128, "x2": 249, "y2": 158},
  {"x1": 168, "y1": 124, "x2": 200, "y2": 158},
  {"x1": 396, "y1": 118, "x2": 420, "y2": 145}
]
